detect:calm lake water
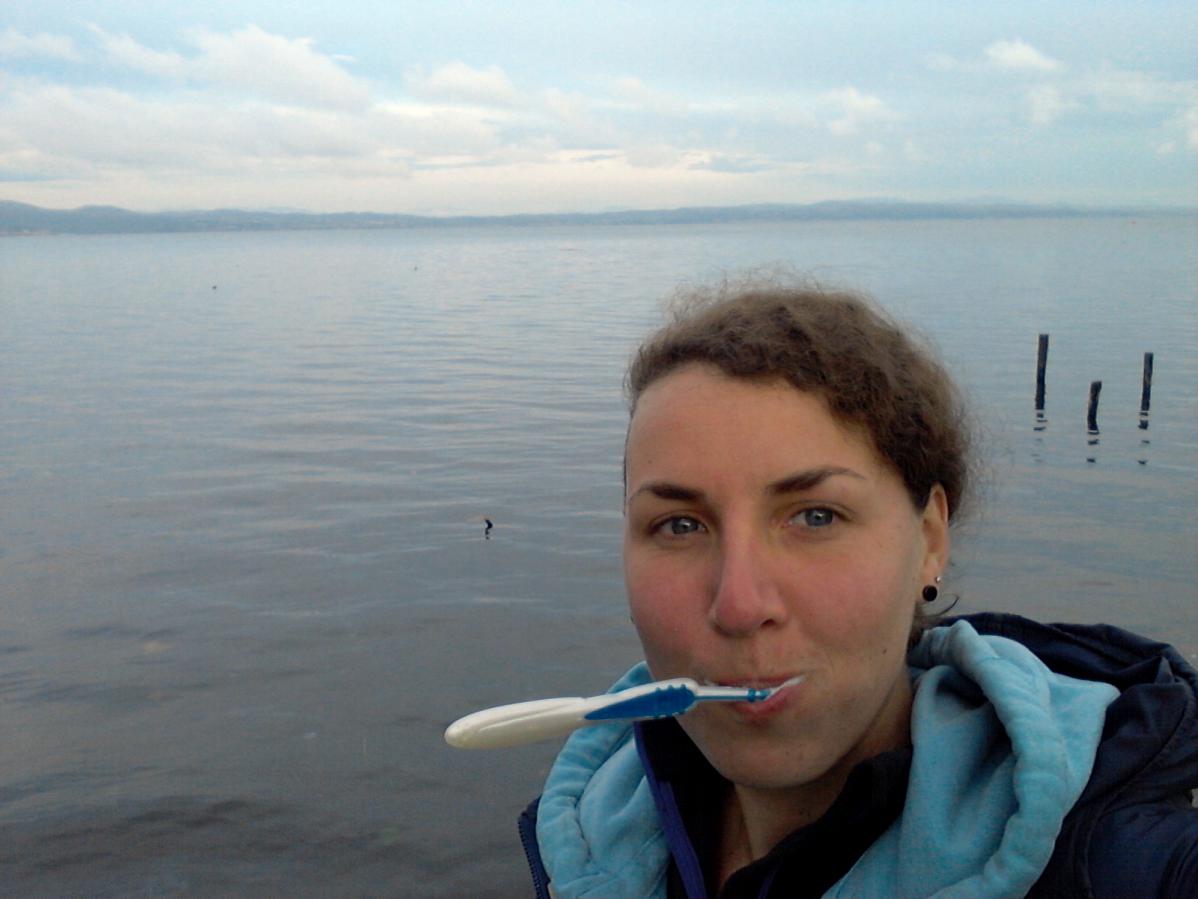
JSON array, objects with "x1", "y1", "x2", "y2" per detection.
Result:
[{"x1": 2, "y1": 217, "x2": 1196, "y2": 896}]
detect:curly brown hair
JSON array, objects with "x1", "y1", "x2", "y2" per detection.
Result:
[{"x1": 625, "y1": 278, "x2": 974, "y2": 522}]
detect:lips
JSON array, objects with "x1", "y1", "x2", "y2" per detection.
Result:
[
  {"x1": 699, "y1": 673, "x2": 806, "y2": 719},
  {"x1": 704, "y1": 674, "x2": 805, "y2": 691}
]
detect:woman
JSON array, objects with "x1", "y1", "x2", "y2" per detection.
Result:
[{"x1": 519, "y1": 282, "x2": 1198, "y2": 898}]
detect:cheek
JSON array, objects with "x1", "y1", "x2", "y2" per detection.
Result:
[
  {"x1": 624, "y1": 552, "x2": 704, "y2": 674},
  {"x1": 798, "y1": 558, "x2": 918, "y2": 650}
]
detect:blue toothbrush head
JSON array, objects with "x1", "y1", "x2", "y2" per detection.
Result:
[{"x1": 583, "y1": 682, "x2": 698, "y2": 721}]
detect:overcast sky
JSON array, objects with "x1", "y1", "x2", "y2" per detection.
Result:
[{"x1": 2, "y1": 2, "x2": 1195, "y2": 215}]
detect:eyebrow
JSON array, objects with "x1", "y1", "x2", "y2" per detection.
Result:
[
  {"x1": 768, "y1": 466, "x2": 865, "y2": 494},
  {"x1": 630, "y1": 482, "x2": 704, "y2": 503},
  {"x1": 628, "y1": 466, "x2": 865, "y2": 504}
]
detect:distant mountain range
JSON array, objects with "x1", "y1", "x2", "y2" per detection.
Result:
[{"x1": 0, "y1": 198, "x2": 1191, "y2": 235}]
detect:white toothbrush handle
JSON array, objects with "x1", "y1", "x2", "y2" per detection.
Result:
[{"x1": 445, "y1": 696, "x2": 602, "y2": 749}]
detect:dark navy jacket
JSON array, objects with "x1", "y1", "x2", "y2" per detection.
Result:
[
  {"x1": 968, "y1": 614, "x2": 1198, "y2": 898},
  {"x1": 520, "y1": 614, "x2": 1198, "y2": 897}
]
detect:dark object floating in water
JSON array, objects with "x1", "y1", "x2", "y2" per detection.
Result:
[{"x1": 484, "y1": 518, "x2": 494, "y2": 539}]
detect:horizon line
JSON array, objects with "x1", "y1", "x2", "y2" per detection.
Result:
[
  {"x1": 3, "y1": 197, "x2": 1195, "y2": 237},
  {"x1": 5, "y1": 196, "x2": 1197, "y2": 217}
]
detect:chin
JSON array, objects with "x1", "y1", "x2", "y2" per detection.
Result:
[
  {"x1": 686, "y1": 722, "x2": 829, "y2": 791},
  {"x1": 710, "y1": 750, "x2": 829, "y2": 792}
]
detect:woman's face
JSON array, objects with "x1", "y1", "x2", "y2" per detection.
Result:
[{"x1": 623, "y1": 363, "x2": 948, "y2": 792}]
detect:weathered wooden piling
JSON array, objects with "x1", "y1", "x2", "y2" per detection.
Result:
[
  {"x1": 1035, "y1": 334, "x2": 1049, "y2": 410},
  {"x1": 1140, "y1": 352, "x2": 1154, "y2": 414},
  {"x1": 1087, "y1": 380, "x2": 1103, "y2": 432}
]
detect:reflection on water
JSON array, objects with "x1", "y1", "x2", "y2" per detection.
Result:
[{"x1": 1, "y1": 218, "x2": 1195, "y2": 895}]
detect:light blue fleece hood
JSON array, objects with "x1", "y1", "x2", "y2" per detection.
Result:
[{"x1": 536, "y1": 620, "x2": 1119, "y2": 899}]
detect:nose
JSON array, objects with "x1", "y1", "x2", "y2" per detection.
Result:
[{"x1": 708, "y1": 532, "x2": 788, "y2": 636}]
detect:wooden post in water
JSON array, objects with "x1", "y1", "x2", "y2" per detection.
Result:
[
  {"x1": 1087, "y1": 380, "x2": 1103, "y2": 432},
  {"x1": 1035, "y1": 334, "x2": 1049, "y2": 410},
  {"x1": 1140, "y1": 352, "x2": 1154, "y2": 415},
  {"x1": 1138, "y1": 351, "x2": 1153, "y2": 447}
]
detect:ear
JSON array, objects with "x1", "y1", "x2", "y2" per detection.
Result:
[{"x1": 919, "y1": 483, "x2": 950, "y2": 583}]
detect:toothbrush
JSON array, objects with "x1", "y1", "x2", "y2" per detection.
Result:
[{"x1": 444, "y1": 676, "x2": 804, "y2": 749}]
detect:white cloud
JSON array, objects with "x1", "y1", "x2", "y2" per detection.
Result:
[
  {"x1": 925, "y1": 53, "x2": 959, "y2": 72},
  {"x1": 623, "y1": 143, "x2": 689, "y2": 169},
  {"x1": 1083, "y1": 67, "x2": 1194, "y2": 110},
  {"x1": 91, "y1": 26, "x2": 187, "y2": 78},
  {"x1": 0, "y1": 69, "x2": 531, "y2": 192},
  {"x1": 372, "y1": 101, "x2": 504, "y2": 158},
  {"x1": 0, "y1": 27, "x2": 80, "y2": 61},
  {"x1": 1026, "y1": 85, "x2": 1073, "y2": 125},
  {"x1": 91, "y1": 24, "x2": 371, "y2": 110},
  {"x1": 985, "y1": 39, "x2": 1062, "y2": 73},
  {"x1": 404, "y1": 62, "x2": 521, "y2": 107},
  {"x1": 1064, "y1": 67, "x2": 1197, "y2": 144},
  {"x1": 538, "y1": 88, "x2": 620, "y2": 148},
  {"x1": 821, "y1": 87, "x2": 895, "y2": 135},
  {"x1": 903, "y1": 141, "x2": 930, "y2": 163},
  {"x1": 189, "y1": 25, "x2": 370, "y2": 109},
  {"x1": 2, "y1": 79, "x2": 385, "y2": 176},
  {"x1": 1182, "y1": 105, "x2": 1198, "y2": 150},
  {"x1": 542, "y1": 87, "x2": 588, "y2": 122},
  {"x1": 609, "y1": 76, "x2": 688, "y2": 117},
  {"x1": 690, "y1": 152, "x2": 774, "y2": 174},
  {"x1": 4, "y1": 16, "x2": 1192, "y2": 213}
]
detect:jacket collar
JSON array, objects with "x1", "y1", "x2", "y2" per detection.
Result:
[{"x1": 534, "y1": 616, "x2": 1131, "y2": 898}]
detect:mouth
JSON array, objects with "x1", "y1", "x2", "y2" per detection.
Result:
[
  {"x1": 703, "y1": 674, "x2": 805, "y2": 692},
  {"x1": 701, "y1": 674, "x2": 806, "y2": 716}
]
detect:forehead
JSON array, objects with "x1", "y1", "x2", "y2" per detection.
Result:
[{"x1": 626, "y1": 364, "x2": 878, "y2": 473}]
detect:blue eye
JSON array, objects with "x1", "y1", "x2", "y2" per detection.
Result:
[
  {"x1": 657, "y1": 516, "x2": 705, "y2": 536},
  {"x1": 794, "y1": 508, "x2": 836, "y2": 528}
]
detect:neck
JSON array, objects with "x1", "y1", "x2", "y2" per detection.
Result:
[
  {"x1": 721, "y1": 770, "x2": 847, "y2": 870},
  {"x1": 718, "y1": 674, "x2": 913, "y2": 880}
]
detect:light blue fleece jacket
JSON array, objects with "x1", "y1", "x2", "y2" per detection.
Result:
[{"x1": 535, "y1": 620, "x2": 1120, "y2": 899}]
